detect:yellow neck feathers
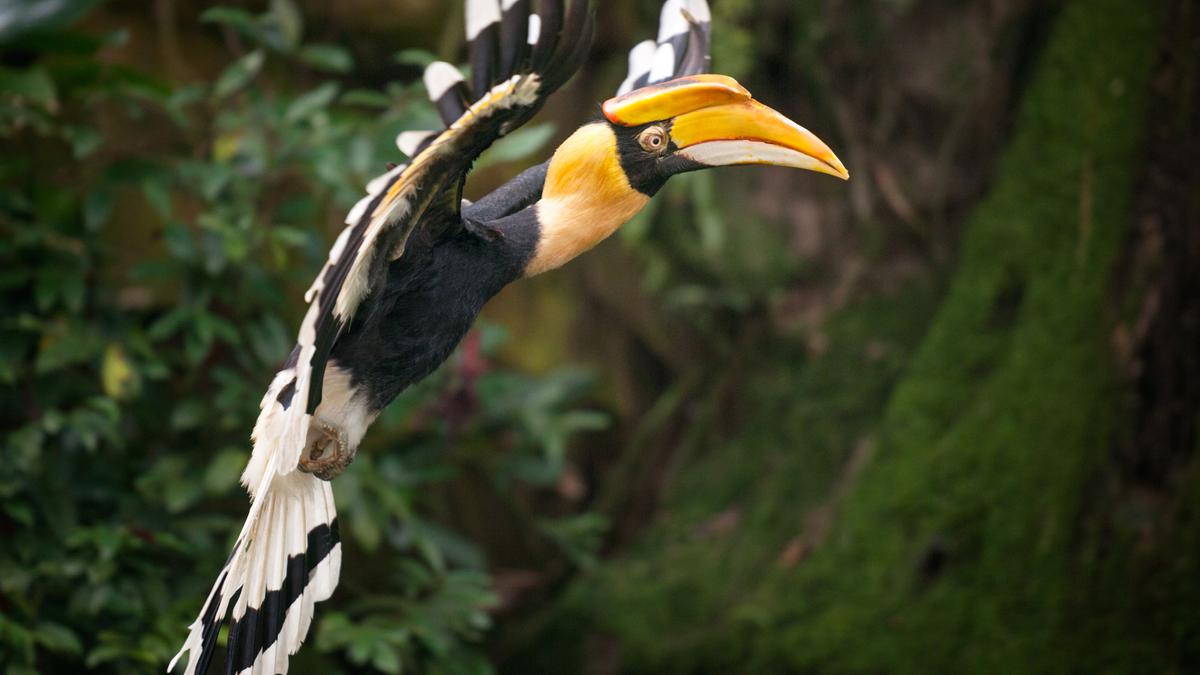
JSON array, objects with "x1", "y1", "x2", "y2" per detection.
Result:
[{"x1": 524, "y1": 123, "x2": 650, "y2": 276}]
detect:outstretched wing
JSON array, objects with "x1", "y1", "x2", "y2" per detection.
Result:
[
  {"x1": 617, "y1": 0, "x2": 711, "y2": 95},
  {"x1": 461, "y1": 0, "x2": 714, "y2": 225},
  {"x1": 242, "y1": 0, "x2": 595, "y2": 493}
]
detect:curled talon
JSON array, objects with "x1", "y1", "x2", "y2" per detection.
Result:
[{"x1": 299, "y1": 418, "x2": 354, "y2": 481}]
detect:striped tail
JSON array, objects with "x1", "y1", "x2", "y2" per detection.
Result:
[{"x1": 169, "y1": 473, "x2": 341, "y2": 675}]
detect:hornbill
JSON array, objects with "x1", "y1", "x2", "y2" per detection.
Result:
[{"x1": 171, "y1": 0, "x2": 847, "y2": 672}]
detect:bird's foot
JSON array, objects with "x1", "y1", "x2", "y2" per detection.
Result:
[
  {"x1": 464, "y1": 217, "x2": 505, "y2": 242},
  {"x1": 298, "y1": 417, "x2": 354, "y2": 481}
]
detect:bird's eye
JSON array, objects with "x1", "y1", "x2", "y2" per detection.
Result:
[{"x1": 638, "y1": 127, "x2": 666, "y2": 153}]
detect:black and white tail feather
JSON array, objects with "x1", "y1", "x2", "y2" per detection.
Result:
[{"x1": 171, "y1": 0, "x2": 708, "y2": 673}]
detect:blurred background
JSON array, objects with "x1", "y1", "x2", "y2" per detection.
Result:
[{"x1": 2, "y1": 0, "x2": 1197, "y2": 673}]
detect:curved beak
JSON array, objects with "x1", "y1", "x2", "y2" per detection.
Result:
[{"x1": 669, "y1": 99, "x2": 849, "y2": 180}]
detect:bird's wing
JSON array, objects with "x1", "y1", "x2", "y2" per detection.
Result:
[
  {"x1": 617, "y1": 0, "x2": 712, "y2": 95},
  {"x1": 241, "y1": 0, "x2": 595, "y2": 492},
  {"x1": 462, "y1": 0, "x2": 713, "y2": 224}
]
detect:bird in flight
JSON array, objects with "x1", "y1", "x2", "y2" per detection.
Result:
[{"x1": 171, "y1": 0, "x2": 847, "y2": 672}]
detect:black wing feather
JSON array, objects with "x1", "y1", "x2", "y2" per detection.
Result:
[
  {"x1": 499, "y1": 0, "x2": 532, "y2": 76},
  {"x1": 298, "y1": 0, "x2": 593, "y2": 419}
]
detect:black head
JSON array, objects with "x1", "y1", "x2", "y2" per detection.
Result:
[{"x1": 611, "y1": 120, "x2": 706, "y2": 197}]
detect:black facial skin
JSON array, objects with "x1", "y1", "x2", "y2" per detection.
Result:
[{"x1": 611, "y1": 120, "x2": 707, "y2": 197}]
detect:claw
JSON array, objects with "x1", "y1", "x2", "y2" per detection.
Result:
[{"x1": 298, "y1": 418, "x2": 355, "y2": 481}]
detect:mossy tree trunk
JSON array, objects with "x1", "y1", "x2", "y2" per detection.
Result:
[{"x1": 499, "y1": 0, "x2": 1200, "y2": 671}]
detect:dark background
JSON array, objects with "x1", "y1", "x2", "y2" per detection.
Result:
[{"x1": 2, "y1": 0, "x2": 1198, "y2": 673}]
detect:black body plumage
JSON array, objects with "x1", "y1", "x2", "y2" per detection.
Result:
[{"x1": 330, "y1": 206, "x2": 540, "y2": 413}]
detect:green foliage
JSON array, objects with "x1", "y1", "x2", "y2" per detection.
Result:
[
  {"x1": 0, "y1": 0, "x2": 99, "y2": 44},
  {"x1": 0, "y1": 3, "x2": 604, "y2": 673},
  {"x1": 316, "y1": 565, "x2": 496, "y2": 675}
]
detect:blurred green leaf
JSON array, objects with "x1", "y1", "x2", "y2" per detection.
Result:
[
  {"x1": 269, "y1": 0, "x2": 303, "y2": 51},
  {"x1": 394, "y1": 48, "x2": 437, "y2": 67},
  {"x1": 4, "y1": 500, "x2": 33, "y2": 526},
  {"x1": 34, "y1": 622, "x2": 82, "y2": 655},
  {"x1": 101, "y1": 343, "x2": 139, "y2": 400},
  {"x1": 82, "y1": 188, "x2": 111, "y2": 230},
  {"x1": 0, "y1": 67, "x2": 57, "y2": 110},
  {"x1": 83, "y1": 643, "x2": 125, "y2": 668},
  {"x1": 0, "y1": 0, "x2": 98, "y2": 44},
  {"x1": 170, "y1": 400, "x2": 206, "y2": 431},
  {"x1": 342, "y1": 88, "x2": 392, "y2": 109},
  {"x1": 213, "y1": 49, "x2": 264, "y2": 99},
  {"x1": 539, "y1": 513, "x2": 607, "y2": 571},
  {"x1": 142, "y1": 180, "x2": 172, "y2": 219},
  {"x1": 65, "y1": 125, "x2": 102, "y2": 158},
  {"x1": 204, "y1": 448, "x2": 248, "y2": 493},
  {"x1": 299, "y1": 43, "x2": 353, "y2": 73},
  {"x1": 35, "y1": 324, "x2": 101, "y2": 373},
  {"x1": 477, "y1": 123, "x2": 555, "y2": 168},
  {"x1": 285, "y1": 82, "x2": 339, "y2": 122},
  {"x1": 34, "y1": 265, "x2": 84, "y2": 313},
  {"x1": 350, "y1": 499, "x2": 382, "y2": 552},
  {"x1": 373, "y1": 647, "x2": 402, "y2": 674},
  {"x1": 199, "y1": 6, "x2": 263, "y2": 43}
]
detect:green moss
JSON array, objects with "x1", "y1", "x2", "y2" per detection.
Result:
[
  {"x1": 506, "y1": 0, "x2": 1172, "y2": 671},
  {"x1": 507, "y1": 280, "x2": 941, "y2": 674}
]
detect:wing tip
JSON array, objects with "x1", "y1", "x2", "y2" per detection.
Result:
[
  {"x1": 396, "y1": 130, "x2": 436, "y2": 157},
  {"x1": 423, "y1": 61, "x2": 466, "y2": 101},
  {"x1": 466, "y1": 0, "x2": 503, "y2": 40}
]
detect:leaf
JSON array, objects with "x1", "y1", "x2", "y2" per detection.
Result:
[
  {"x1": 169, "y1": 400, "x2": 205, "y2": 431},
  {"x1": 341, "y1": 88, "x2": 392, "y2": 108},
  {"x1": 689, "y1": 171, "x2": 725, "y2": 253},
  {"x1": 269, "y1": 0, "x2": 303, "y2": 51},
  {"x1": 213, "y1": 49, "x2": 264, "y2": 99},
  {"x1": 477, "y1": 123, "x2": 555, "y2": 168},
  {"x1": 64, "y1": 125, "x2": 102, "y2": 158},
  {"x1": 83, "y1": 643, "x2": 126, "y2": 668},
  {"x1": 212, "y1": 131, "x2": 243, "y2": 163},
  {"x1": 0, "y1": 67, "x2": 57, "y2": 110},
  {"x1": 394, "y1": 48, "x2": 436, "y2": 67},
  {"x1": 83, "y1": 189, "x2": 111, "y2": 230},
  {"x1": 199, "y1": 7, "x2": 261, "y2": 40},
  {"x1": 350, "y1": 502, "x2": 381, "y2": 552},
  {"x1": 298, "y1": 44, "x2": 353, "y2": 73},
  {"x1": 162, "y1": 221, "x2": 194, "y2": 260},
  {"x1": 100, "y1": 343, "x2": 139, "y2": 400},
  {"x1": 147, "y1": 305, "x2": 190, "y2": 340},
  {"x1": 204, "y1": 448, "x2": 247, "y2": 493},
  {"x1": 285, "y1": 82, "x2": 339, "y2": 122},
  {"x1": 34, "y1": 265, "x2": 84, "y2": 313},
  {"x1": 4, "y1": 500, "x2": 32, "y2": 526},
  {"x1": 372, "y1": 646, "x2": 402, "y2": 674},
  {"x1": 0, "y1": 0, "x2": 100, "y2": 44},
  {"x1": 559, "y1": 410, "x2": 610, "y2": 432},
  {"x1": 35, "y1": 325, "x2": 101, "y2": 373},
  {"x1": 142, "y1": 180, "x2": 172, "y2": 219},
  {"x1": 34, "y1": 622, "x2": 82, "y2": 655}
]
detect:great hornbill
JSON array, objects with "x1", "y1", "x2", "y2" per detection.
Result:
[{"x1": 171, "y1": 0, "x2": 847, "y2": 673}]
